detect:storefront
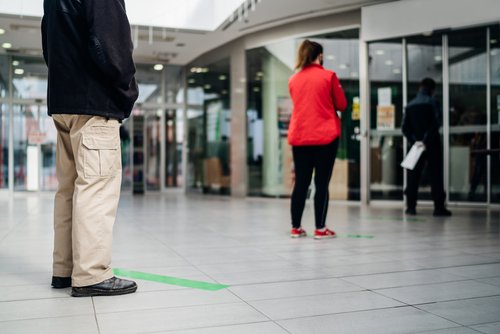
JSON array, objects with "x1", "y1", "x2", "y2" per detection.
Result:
[{"x1": 0, "y1": 54, "x2": 186, "y2": 193}]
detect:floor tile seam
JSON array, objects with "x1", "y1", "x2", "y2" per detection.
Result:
[
  {"x1": 468, "y1": 320, "x2": 500, "y2": 328},
  {"x1": 239, "y1": 288, "x2": 407, "y2": 304},
  {"x1": 94, "y1": 300, "x2": 246, "y2": 316},
  {"x1": 411, "y1": 305, "x2": 487, "y2": 331},
  {"x1": 410, "y1": 260, "x2": 500, "y2": 271},
  {"x1": 367, "y1": 278, "x2": 488, "y2": 291},
  {"x1": 0, "y1": 311, "x2": 96, "y2": 324},
  {"x1": 91, "y1": 297, "x2": 102, "y2": 334},
  {"x1": 328, "y1": 267, "x2": 430, "y2": 278},
  {"x1": 409, "y1": 293, "x2": 500, "y2": 307},
  {"x1": 140, "y1": 320, "x2": 289, "y2": 334},
  {"x1": 227, "y1": 276, "x2": 362, "y2": 288},
  {"x1": 273, "y1": 304, "x2": 411, "y2": 322},
  {"x1": 336, "y1": 275, "x2": 479, "y2": 292},
  {"x1": 225, "y1": 287, "x2": 293, "y2": 334},
  {"x1": 0, "y1": 295, "x2": 73, "y2": 303},
  {"x1": 472, "y1": 276, "x2": 500, "y2": 287}
]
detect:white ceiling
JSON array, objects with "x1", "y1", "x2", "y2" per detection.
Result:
[{"x1": 0, "y1": 0, "x2": 389, "y2": 65}]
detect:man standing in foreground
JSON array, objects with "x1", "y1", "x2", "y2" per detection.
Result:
[
  {"x1": 42, "y1": 0, "x2": 139, "y2": 296},
  {"x1": 402, "y1": 78, "x2": 451, "y2": 217}
]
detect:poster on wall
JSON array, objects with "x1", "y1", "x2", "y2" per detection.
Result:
[
  {"x1": 377, "y1": 87, "x2": 395, "y2": 129},
  {"x1": 277, "y1": 97, "x2": 293, "y2": 137}
]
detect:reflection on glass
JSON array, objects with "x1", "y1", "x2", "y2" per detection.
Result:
[
  {"x1": 187, "y1": 58, "x2": 231, "y2": 194},
  {"x1": 165, "y1": 109, "x2": 183, "y2": 187},
  {"x1": 448, "y1": 28, "x2": 487, "y2": 202},
  {"x1": 120, "y1": 118, "x2": 132, "y2": 191},
  {"x1": 0, "y1": 103, "x2": 8, "y2": 189},
  {"x1": 136, "y1": 64, "x2": 162, "y2": 104},
  {"x1": 369, "y1": 40, "x2": 404, "y2": 200},
  {"x1": 145, "y1": 110, "x2": 161, "y2": 191},
  {"x1": 246, "y1": 29, "x2": 361, "y2": 199},
  {"x1": 406, "y1": 34, "x2": 443, "y2": 202},
  {"x1": 490, "y1": 25, "x2": 500, "y2": 203}
]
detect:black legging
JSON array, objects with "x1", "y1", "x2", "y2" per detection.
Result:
[{"x1": 291, "y1": 139, "x2": 339, "y2": 229}]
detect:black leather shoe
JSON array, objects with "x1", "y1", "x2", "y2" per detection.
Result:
[
  {"x1": 433, "y1": 208, "x2": 452, "y2": 217},
  {"x1": 71, "y1": 277, "x2": 137, "y2": 297},
  {"x1": 405, "y1": 208, "x2": 417, "y2": 215},
  {"x1": 51, "y1": 276, "x2": 72, "y2": 289}
]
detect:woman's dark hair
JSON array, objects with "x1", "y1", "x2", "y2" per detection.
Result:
[{"x1": 296, "y1": 39, "x2": 323, "y2": 70}]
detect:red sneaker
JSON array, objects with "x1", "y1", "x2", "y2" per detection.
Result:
[
  {"x1": 290, "y1": 228, "x2": 307, "y2": 238},
  {"x1": 314, "y1": 228, "x2": 336, "y2": 239}
]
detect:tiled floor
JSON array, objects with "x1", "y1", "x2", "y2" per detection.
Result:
[{"x1": 0, "y1": 192, "x2": 499, "y2": 334}]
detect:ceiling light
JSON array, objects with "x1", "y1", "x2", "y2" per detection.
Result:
[
  {"x1": 253, "y1": 87, "x2": 260, "y2": 92},
  {"x1": 219, "y1": 75, "x2": 227, "y2": 81},
  {"x1": 393, "y1": 68, "x2": 401, "y2": 74},
  {"x1": 375, "y1": 50, "x2": 385, "y2": 56},
  {"x1": 434, "y1": 55, "x2": 442, "y2": 62},
  {"x1": 2, "y1": 42, "x2": 12, "y2": 49},
  {"x1": 385, "y1": 60, "x2": 393, "y2": 66},
  {"x1": 188, "y1": 79, "x2": 196, "y2": 84},
  {"x1": 256, "y1": 71, "x2": 263, "y2": 77},
  {"x1": 326, "y1": 55, "x2": 335, "y2": 60},
  {"x1": 14, "y1": 68, "x2": 24, "y2": 75},
  {"x1": 204, "y1": 84, "x2": 211, "y2": 89},
  {"x1": 12, "y1": 60, "x2": 20, "y2": 66},
  {"x1": 491, "y1": 39, "x2": 498, "y2": 44},
  {"x1": 0, "y1": 28, "x2": 5, "y2": 35},
  {"x1": 339, "y1": 64, "x2": 348, "y2": 69},
  {"x1": 153, "y1": 64, "x2": 164, "y2": 71}
]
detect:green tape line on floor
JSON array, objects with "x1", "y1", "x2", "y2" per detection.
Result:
[
  {"x1": 113, "y1": 268, "x2": 229, "y2": 291},
  {"x1": 338, "y1": 234, "x2": 375, "y2": 239}
]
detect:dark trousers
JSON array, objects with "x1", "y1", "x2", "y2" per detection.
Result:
[
  {"x1": 291, "y1": 139, "x2": 339, "y2": 229},
  {"x1": 405, "y1": 143, "x2": 446, "y2": 210}
]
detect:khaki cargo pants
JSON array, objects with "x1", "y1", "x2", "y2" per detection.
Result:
[{"x1": 52, "y1": 115, "x2": 122, "y2": 287}]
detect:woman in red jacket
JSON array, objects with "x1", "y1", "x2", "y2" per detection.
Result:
[{"x1": 288, "y1": 40, "x2": 347, "y2": 239}]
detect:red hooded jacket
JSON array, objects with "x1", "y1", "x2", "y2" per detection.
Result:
[{"x1": 288, "y1": 64, "x2": 347, "y2": 146}]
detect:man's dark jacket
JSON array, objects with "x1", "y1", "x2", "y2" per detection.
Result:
[
  {"x1": 42, "y1": 0, "x2": 139, "y2": 121},
  {"x1": 402, "y1": 90, "x2": 442, "y2": 147}
]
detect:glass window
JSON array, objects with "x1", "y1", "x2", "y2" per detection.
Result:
[
  {"x1": 406, "y1": 34, "x2": 443, "y2": 202},
  {"x1": 247, "y1": 29, "x2": 360, "y2": 199},
  {"x1": 448, "y1": 27, "x2": 488, "y2": 202},
  {"x1": 0, "y1": 54, "x2": 9, "y2": 189},
  {"x1": 490, "y1": 25, "x2": 500, "y2": 203},
  {"x1": 369, "y1": 39, "x2": 404, "y2": 200},
  {"x1": 136, "y1": 64, "x2": 163, "y2": 104},
  {"x1": 187, "y1": 58, "x2": 231, "y2": 194}
]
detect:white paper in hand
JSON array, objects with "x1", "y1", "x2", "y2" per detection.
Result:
[{"x1": 401, "y1": 142, "x2": 425, "y2": 170}]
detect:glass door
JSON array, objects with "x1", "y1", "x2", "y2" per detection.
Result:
[
  {"x1": 368, "y1": 39, "x2": 404, "y2": 200},
  {"x1": 406, "y1": 34, "x2": 443, "y2": 202},
  {"x1": 12, "y1": 102, "x2": 57, "y2": 191},
  {"x1": 448, "y1": 27, "x2": 488, "y2": 203},
  {"x1": 490, "y1": 25, "x2": 500, "y2": 203}
]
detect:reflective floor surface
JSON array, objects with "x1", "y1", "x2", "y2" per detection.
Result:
[{"x1": 0, "y1": 192, "x2": 499, "y2": 334}]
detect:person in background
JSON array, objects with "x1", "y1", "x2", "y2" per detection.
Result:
[
  {"x1": 288, "y1": 40, "x2": 347, "y2": 239},
  {"x1": 42, "y1": 0, "x2": 139, "y2": 296},
  {"x1": 402, "y1": 78, "x2": 451, "y2": 217}
]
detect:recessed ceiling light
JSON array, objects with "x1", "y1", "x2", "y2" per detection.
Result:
[
  {"x1": 219, "y1": 75, "x2": 227, "y2": 81},
  {"x1": 14, "y1": 68, "x2": 24, "y2": 75},
  {"x1": 253, "y1": 87, "x2": 260, "y2": 92},
  {"x1": 326, "y1": 55, "x2": 335, "y2": 60},
  {"x1": 12, "y1": 60, "x2": 20, "y2": 66},
  {"x1": 0, "y1": 28, "x2": 5, "y2": 35},
  {"x1": 385, "y1": 60, "x2": 393, "y2": 66},
  {"x1": 339, "y1": 64, "x2": 348, "y2": 69},
  {"x1": 2, "y1": 42, "x2": 12, "y2": 49},
  {"x1": 188, "y1": 79, "x2": 196, "y2": 84},
  {"x1": 375, "y1": 50, "x2": 385, "y2": 56},
  {"x1": 256, "y1": 71, "x2": 263, "y2": 77},
  {"x1": 204, "y1": 84, "x2": 211, "y2": 89},
  {"x1": 434, "y1": 55, "x2": 442, "y2": 62},
  {"x1": 153, "y1": 64, "x2": 164, "y2": 71}
]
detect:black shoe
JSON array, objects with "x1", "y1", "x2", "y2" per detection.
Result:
[
  {"x1": 433, "y1": 208, "x2": 452, "y2": 217},
  {"x1": 51, "y1": 276, "x2": 72, "y2": 289},
  {"x1": 71, "y1": 277, "x2": 137, "y2": 297},
  {"x1": 405, "y1": 208, "x2": 417, "y2": 215}
]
